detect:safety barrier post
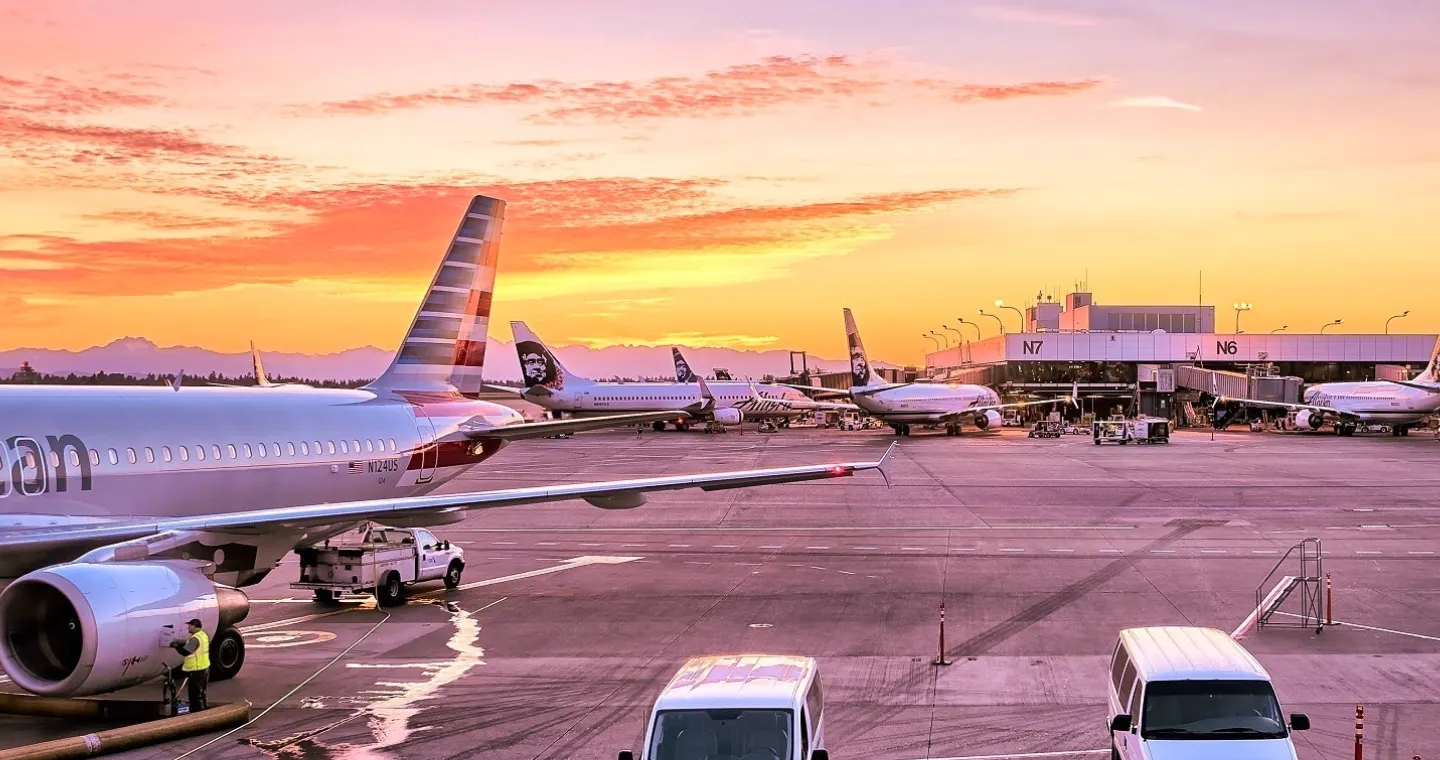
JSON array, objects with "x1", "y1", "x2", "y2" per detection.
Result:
[
  {"x1": 1327, "y1": 572, "x2": 1334, "y2": 626},
  {"x1": 1354, "y1": 705, "x2": 1364, "y2": 760},
  {"x1": 932, "y1": 602, "x2": 951, "y2": 666}
]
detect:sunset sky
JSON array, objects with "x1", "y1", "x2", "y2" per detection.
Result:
[{"x1": 2, "y1": 1, "x2": 1437, "y2": 364}]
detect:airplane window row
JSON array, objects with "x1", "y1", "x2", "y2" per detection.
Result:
[{"x1": 45, "y1": 437, "x2": 403, "y2": 470}]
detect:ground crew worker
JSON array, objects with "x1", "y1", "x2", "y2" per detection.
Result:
[{"x1": 169, "y1": 618, "x2": 210, "y2": 713}]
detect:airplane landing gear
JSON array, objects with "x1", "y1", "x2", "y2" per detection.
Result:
[
  {"x1": 1336, "y1": 423, "x2": 1356, "y2": 437},
  {"x1": 892, "y1": 424, "x2": 912, "y2": 436},
  {"x1": 945, "y1": 424, "x2": 962, "y2": 436},
  {"x1": 209, "y1": 627, "x2": 246, "y2": 681}
]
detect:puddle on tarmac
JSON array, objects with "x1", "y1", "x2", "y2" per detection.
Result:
[{"x1": 243, "y1": 599, "x2": 486, "y2": 759}]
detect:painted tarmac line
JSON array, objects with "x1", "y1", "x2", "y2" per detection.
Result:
[
  {"x1": 921, "y1": 750, "x2": 1107, "y2": 760},
  {"x1": 1272, "y1": 612, "x2": 1440, "y2": 643},
  {"x1": 451, "y1": 556, "x2": 642, "y2": 592},
  {"x1": 1232, "y1": 575, "x2": 1296, "y2": 640},
  {"x1": 242, "y1": 608, "x2": 355, "y2": 633}
]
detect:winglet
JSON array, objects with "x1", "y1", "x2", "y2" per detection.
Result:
[
  {"x1": 874, "y1": 441, "x2": 896, "y2": 487},
  {"x1": 697, "y1": 376, "x2": 716, "y2": 409},
  {"x1": 171, "y1": 369, "x2": 183, "y2": 392},
  {"x1": 1068, "y1": 381, "x2": 1079, "y2": 408},
  {"x1": 250, "y1": 341, "x2": 274, "y2": 388}
]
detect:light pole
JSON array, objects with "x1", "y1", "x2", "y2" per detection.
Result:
[
  {"x1": 941, "y1": 325, "x2": 965, "y2": 344},
  {"x1": 1270, "y1": 326, "x2": 1288, "y2": 334},
  {"x1": 922, "y1": 333, "x2": 940, "y2": 351},
  {"x1": 978, "y1": 309, "x2": 1005, "y2": 336},
  {"x1": 1319, "y1": 318, "x2": 1344, "y2": 334},
  {"x1": 1385, "y1": 310, "x2": 1410, "y2": 334},
  {"x1": 1233, "y1": 302, "x2": 1252, "y2": 334},
  {"x1": 929, "y1": 330, "x2": 950, "y2": 349},
  {"x1": 995, "y1": 300, "x2": 1026, "y2": 333},
  {"x1": 954, "y1": 318, "x2": 981, "y2": 341}
]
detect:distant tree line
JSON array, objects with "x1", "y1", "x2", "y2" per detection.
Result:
[{"x1": 1, "y1": 362, "x2": 371, "y2": 388}]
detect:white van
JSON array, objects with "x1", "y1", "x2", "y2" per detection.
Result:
[
  {"x1": 1107, "y1": 627, "x2": 1309, "y2": 759},
  {"x1": 621, "y1": 654, "x2": 826, "y2": 760}
]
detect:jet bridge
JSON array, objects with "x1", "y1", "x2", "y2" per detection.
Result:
[{"x1": 1175, "y1": 365, "x2": 1302, "y2": 403}]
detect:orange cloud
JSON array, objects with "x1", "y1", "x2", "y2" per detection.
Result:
[
  {"x1": 309, "y1": 54, "x2": 1103, "y2": 122},
  {"x1": 2, "y1": 180, "x2": 1014, "y2": 298}
]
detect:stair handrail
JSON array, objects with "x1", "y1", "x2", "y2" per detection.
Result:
[{"x1": 1254, "y1": 537, "x2": 1320, "y2": 620}]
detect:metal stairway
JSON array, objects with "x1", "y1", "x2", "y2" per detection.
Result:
[{"x1": 1254, "y1": 538, "x2": 1324, "y2": 633}]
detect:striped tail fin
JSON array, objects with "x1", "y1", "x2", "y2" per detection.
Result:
[{"x1": 367, "y1": 195, "x2": 504, "y2": 395}]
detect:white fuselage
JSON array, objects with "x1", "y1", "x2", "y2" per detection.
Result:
[
  {"x1": 849, "y1": 383, "x2": 1001, "y2": 424},
  {"x1": 1303, "y1": 381, "x2": 1440, "y2": 424},
  {"x1": 526, "y1": 381, "x2": 809, "y2": 418},
  {"x1": 0, "y1": 384, "x2": 523, "y2": 580}
]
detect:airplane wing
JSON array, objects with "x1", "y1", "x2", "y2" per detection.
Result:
[
  {"x1": 0, "y1": 444, "x2": 897, "y2": 562},
  {"x1": 460, "y1": 411, "x2": 689, "y2": 441},
  {"x1": 482, "y1": 383, "x2": 529, "y2": 395},
  {"x1": 939, "y1": 396, "x2": 1074, "y2": 422},
  {"x1": 779, "y1": 383, "x2": 852, "y2": 400},
  {"x1": 1216, "y1": 396, "x2": 1358, "y2": 419},
  {"x1": 1385, "y1": 379, "x2": 1440, "y2": 394}
]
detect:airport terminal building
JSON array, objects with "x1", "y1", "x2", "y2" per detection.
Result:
[{"x1": 922, "y1": 291, "x2": 1437, "y2": 423}]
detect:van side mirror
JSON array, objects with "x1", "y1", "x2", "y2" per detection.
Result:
[
  {"x1": 811, "y1": 751, "x2": 829, "y2": 760},
  {"x1": 1109, "y1": 714, "x2": 1132, "y2": 733},
  {"x1": 618, "y1": 752, "x2": 634, "y2": 760},
  {"x1": 1290, "y1": 713, "x2": 1310, "y2": 731}
]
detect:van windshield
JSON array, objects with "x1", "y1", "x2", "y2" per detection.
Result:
[
  {"x1": 647, "y1": 708, "x2": 793, "y2": 760},
  {"x1": 1142, "y1": 680, "x2": 1286, "y2": 740}
]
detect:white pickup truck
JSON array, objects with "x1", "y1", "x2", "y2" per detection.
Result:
[{"x1": 292, "y1": 526, "x2": 466, "y2": 606}]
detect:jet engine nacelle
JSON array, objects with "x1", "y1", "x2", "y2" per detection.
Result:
[
  {"x1": 1294, "y1": 409, "x2": 1323, "y2": 430},
  {"x1": 712, "y1": 408, "x2": 743, "y2": 426},
  {"x1": 973, "y1": 410, "x2": 1003, "y2": 431},
  {"x1": 0, "y1": 561, "x2": 249, "y2": 697}
]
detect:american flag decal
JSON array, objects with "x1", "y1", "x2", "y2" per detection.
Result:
[{"x1": 348, "y1": 461, "x2": 364, "y2": 474}]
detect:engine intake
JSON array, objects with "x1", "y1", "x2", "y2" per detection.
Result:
[
  {"x1": 1294, "y1": 409, "x2": 1323, "y2": 430},
  {"x1": 712, "y1": 408, "x2": 742, "y2": 426},
  {"x1": 973, "y1": 409, "x2": 1003, "y2": 431},
  {"x1": 0, "y1": 561, "x2": 249, "y2": 697}
]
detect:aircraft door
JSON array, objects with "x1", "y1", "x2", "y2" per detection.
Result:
[{"x1": 414, "y1": 412, "x2": 438, "y2": 484}]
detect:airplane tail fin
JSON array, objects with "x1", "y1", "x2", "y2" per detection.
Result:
[
  {"x1": 672, "y1": 347, "x2": 698, "y2": 382},
  {"x1": 250, "y1": 341, "x2": 274, "y2": 388},
  {"x1": 365, "y1": 195, "x2": 504, "y2": 395},
  {"x1": 1416, "y1": 337, "x2": 1440, "y2": 384},
  {"x1": 843, "y1": 308, "x2": 884, "y2": 388},
  {"x1": 512, "y1": 321, "x2": 593, "y2": 390}
]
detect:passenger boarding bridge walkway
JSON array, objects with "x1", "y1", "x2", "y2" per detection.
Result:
[{"x1": 1254, "y1": 537, "x2": 1325, "y2": 634}]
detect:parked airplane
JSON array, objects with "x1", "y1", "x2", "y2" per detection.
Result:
[
  {"x1": 496, "y1": 326, "x2": 822, "y2": 429},
  {"x1": 791, "y1": 308, "x2": 1073, "y2": 436},
  {"x1": 669, "y1": 347, "x2": 856, "y2": 422},
  {"x1": 669, "y1": 348, "x2": 732, "y2": 382},
  {"x1": 0, "y1": 195, "x2": 890, "y2": 700},
  {"x1": 1219, "y1": 339, "x2": 1440, "y2": 436}
]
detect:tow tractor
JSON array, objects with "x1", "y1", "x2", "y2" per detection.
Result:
[{"x1": 292, "y1": 526, "x2": 465, "y2": 606}]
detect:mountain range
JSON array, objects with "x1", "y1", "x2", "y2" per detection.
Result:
[{"x1": 1, "y1": 337, "x2": 870, "y2": 382}]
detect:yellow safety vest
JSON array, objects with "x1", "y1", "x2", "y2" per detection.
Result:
[{"x1": 182, "y1": 630, "x2": 211, "y2": 672}]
